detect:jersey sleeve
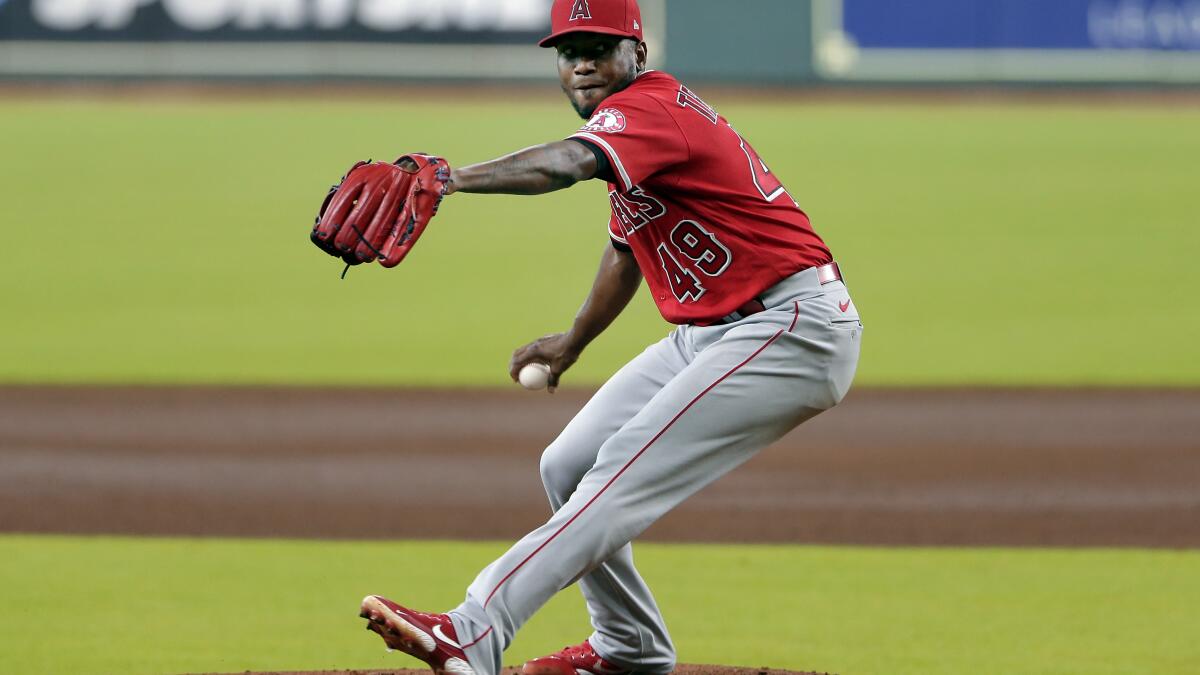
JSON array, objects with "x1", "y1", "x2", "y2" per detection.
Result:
[
  {"x1": 569, "y1": 96, "x2": 689, "y2": 192},
  {"x1": 567, "y1": 137, "x2": 617, "y2": 184}
]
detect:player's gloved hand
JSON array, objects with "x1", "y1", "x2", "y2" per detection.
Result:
[
  {"x1": 510, "y1": 333, "x2": 581, "y2": 393},
  {"x1": 311, "y1": 154, "x2": 451, "y2": 269}
]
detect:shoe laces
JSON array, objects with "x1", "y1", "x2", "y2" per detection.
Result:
[
  {"x1": 557, "y1": 640, "x2": 601, "y2": 663},
  {"x1": 405, "y1": 607, "x2": 449, "y2": 627}
]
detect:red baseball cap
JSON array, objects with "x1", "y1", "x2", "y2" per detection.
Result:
[{"x1": 538, "y1": 0, "x2": 644, "y2": 48}]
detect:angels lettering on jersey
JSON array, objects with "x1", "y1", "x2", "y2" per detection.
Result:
[{"x1": 569, "y1": 71, "x2": 832, "y2": 325}]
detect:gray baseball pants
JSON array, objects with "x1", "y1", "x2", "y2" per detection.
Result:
[{"x1": 449, "y1": 266, "x2": 862, "y2": 674}]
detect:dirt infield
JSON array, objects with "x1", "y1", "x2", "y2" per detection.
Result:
[{"x1": 2, "y1": 385, "x2": 1198, "y2": 547}]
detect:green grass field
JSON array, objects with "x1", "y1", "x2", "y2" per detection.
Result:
[
  {"x1": 2, "y1": 95, "x2": 1197, "y2": 386},
  {"x1": 1, "y1": 535, "x2": 1197, "y2": 675}
]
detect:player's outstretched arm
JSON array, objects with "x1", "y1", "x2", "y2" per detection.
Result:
[
  {"x1": 447, "y1": 140, "x2": 597, "y2": 196},
  {"x1": 509, "y1": 244, "x2": 641, "y2": 392}
]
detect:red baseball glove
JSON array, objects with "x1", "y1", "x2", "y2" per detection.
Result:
[{"x1": 310, "y1": 154, "x2": 451, "y2": 269}]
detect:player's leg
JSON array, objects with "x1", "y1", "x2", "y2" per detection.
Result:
[
  {"x1": 530, "y1": 333, "x2": 689, "y2": 671},
  {"x1": 451, "y1": 283, "x2": 861, "y2": 674}
]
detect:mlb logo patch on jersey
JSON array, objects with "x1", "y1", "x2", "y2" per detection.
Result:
[{"x1": 582, "y1": 108, "x2": 627, "y2": 133}]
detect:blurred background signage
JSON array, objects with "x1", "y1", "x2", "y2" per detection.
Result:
[
  {"x1": 1, "y1": 0, "x2": 551, "y2": 41},
  {"x1": 0, "y1": 0, "x2": 1197, "y2": 82},
  {"x1": 814, "y1": 0, "x2": 1200, "y2": 81},
  {"x1": 0, "y1": 0, "x2": 559, "y2": 77}
]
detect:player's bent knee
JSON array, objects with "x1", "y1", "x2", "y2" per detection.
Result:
[{"x1": 538, "y1": 441, "x2": 589, "y2": 503}]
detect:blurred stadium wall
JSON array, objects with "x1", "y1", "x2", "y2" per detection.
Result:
[{"x1": 0, "y1": 0, "x2": 1198, "y2": 84}]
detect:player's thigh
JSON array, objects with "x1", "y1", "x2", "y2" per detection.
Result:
[
  {"x1": 579, "y1": 309, "x2": 856, "y2": 509},
  {"x1": 540, "y1": 330, "x2": 691, "y2": 496}
]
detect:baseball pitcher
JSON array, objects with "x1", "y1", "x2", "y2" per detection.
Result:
[{"x1": 311, "y1": 1, "x2": 862, "y2": 673}]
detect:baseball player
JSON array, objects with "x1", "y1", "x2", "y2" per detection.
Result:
[{"x1": 312, "y1": 1, "x2": 862, "y2": 673}]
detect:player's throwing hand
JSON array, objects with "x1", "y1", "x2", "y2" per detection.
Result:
[{"x1": 510, "y1": 333, "x2": 580, "y2": 393}]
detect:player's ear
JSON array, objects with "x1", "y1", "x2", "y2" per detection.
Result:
[{"x1": 635, "y1": 41, "x2": 648, "y2": 71}]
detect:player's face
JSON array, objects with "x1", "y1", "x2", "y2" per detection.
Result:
[{"x1": 555, "y1": 35, "x2": 646, "y2": 119}]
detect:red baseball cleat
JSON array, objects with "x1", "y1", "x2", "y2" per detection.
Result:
[
  {"x1": 360, "y1": 594, "x2": 476, "y2": 675},
  {"x1": 522, "y1": 639, "x2": 632, "y2": 675}
]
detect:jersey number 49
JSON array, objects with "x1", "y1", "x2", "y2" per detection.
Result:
[{"x1": 657, "y1": 220, "x2": 731, "y2": 303}]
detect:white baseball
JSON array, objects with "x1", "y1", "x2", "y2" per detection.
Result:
[{"x1": 518, "y1": 362, "x2": 552, "y2": 390}]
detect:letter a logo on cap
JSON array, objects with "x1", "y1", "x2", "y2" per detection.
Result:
[{"x1": 570, "y1": 0, "x2": 592, "y2": 21}]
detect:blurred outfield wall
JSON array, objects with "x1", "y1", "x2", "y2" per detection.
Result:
[{"x1": 1, "y1": 0, "x2": 1197, "y2": 84}]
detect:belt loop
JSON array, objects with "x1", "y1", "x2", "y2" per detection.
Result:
[
  {"x1": 718, "y1": 297, "x2": 765, "y2": 325},
  {"x1": 816, "y1": 261, "x2": 841, "y2": 285}
]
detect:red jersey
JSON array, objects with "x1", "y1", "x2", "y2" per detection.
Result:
[{"x1": 570, "y1": 71, "x2": 831, "y2": 325}]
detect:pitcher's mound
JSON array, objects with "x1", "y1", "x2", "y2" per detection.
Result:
[{"x1": 216, "y1": 662, "x2": 835, "y2": 667}]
